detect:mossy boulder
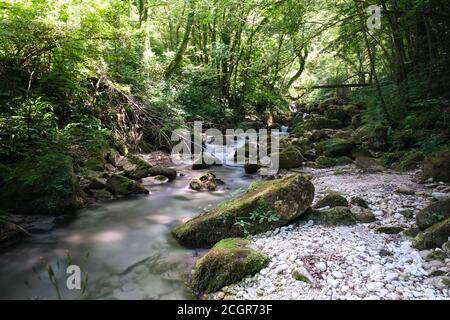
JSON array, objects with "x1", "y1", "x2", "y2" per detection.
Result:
[
  {"x1": 275, "y1": 145, "x2": 304, "y2": 169},
  {"x1": 85, "y1": 155, "x2": 106, "y2": 172},
  {"x1": 352, "y1": 206, "x2": 376, "y2": 223},
  {"x1": 416, "y1": 199, "x2": 450, "y2": 230},
  {"x1": 124, "y1": 155, "x2": 154, "y2": 180},
  {"x1": 425, "y1": 250, "x2": 448, "y2": 262},
  {"x1": 309, "y1": 117, "x2": 344, "y2": 130},
  {"x1": 317, "y1": 138, "x2": 355, "y2": 157},
  {"x1": 315, "y1": 156, "x2": 352, "y2": 168},
  {"x1": 0, "y1": 154, "x2": 82, "y2": 215},
  {"x1": 314, "y1": 191, "x2": 348, "y2": 209},
  {"x1": 106, "y1": 174, "x2": 148, "y2": 196},
  {"x1": 173, "y1": 175, "x2": 314, "y2": 248},
  {"x1": 304, "y1": 207, "x2": 357, "y2": 225},
  {"x1": 350, "y1": 196, "x2": 369, "y2": 209},
  {"x1": 190, "y1": 238, "x2": 269, "y2": 294},
  {"x1": 423, "y1": 150, "x2": 450, "y2": 182},
  {"x1": 354, "y1": 124, "x2": 388, "y2": 152},
  {"x1": 148, "y1": 166, "x2": 177, "y2": 180},
  {"x1": 354, "y1": 156, "x2": 384, "y2": 172},
  {"x1": 412, "y1": 217, "x2": 450, "y2": 250},
  {"x1": 393, "y1": 151, "x2": 424, "y2": 171},
  {"x1": 324, "y1": 106, "x2": 348, "y2": 123},
  {"x1": 375, "y1": 226, "x2": 404, "y2": 234}
]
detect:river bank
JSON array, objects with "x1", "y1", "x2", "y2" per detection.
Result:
[{"x1": 211, "y1": 165, "x2": 450, "y2": 300}]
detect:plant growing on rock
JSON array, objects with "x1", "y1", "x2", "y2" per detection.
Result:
[{"x1": 234, "y1": 204, "x2": 280, "y2": 237}]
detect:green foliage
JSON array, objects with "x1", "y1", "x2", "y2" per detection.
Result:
[{"x1": 234, "y1": 203, "x2": 280, "y2": 237}]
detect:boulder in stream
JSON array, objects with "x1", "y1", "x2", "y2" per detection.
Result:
[
  {"x1": 106, "y1": 174, "x2": 148, "y2": 196},
  {"x1": 173, "y1": 174, "x2": 314, "y2": 248},
  {"x1": 189, "y1": 172, "x2": 217, "y2": 191}
]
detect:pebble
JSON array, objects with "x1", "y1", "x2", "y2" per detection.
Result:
[{"x1": 227, "y1": 169, "x2": 450, "y2": 300}]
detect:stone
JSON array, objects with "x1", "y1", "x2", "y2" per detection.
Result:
[
  {"x1": 431, "y1": 192, "x2": 450, "y2": 201},
  {"x1": 304, "y1": 207, "x2": 357, "y2": 225},
  {"x1": 244, "y1": 163, "x2": 262, "y2": 174},
  {"x1": 148, "y1": 166, "x2": 177, "y2": 180},
  {"x1": 350, "y1": 196, "x2": 369, "y2": 209},
  {"x1": 375, "y1": 226, "x2": 404, "y2": 235},
  {"x1": 317, "y1": 138, "x2": 355, "y2": 157},
  {"x1": 412, "y1": 217, "x2": 450, "y2": 250},
  {"x1": 106, "y1": 174, "x2": 148, "y2": 196},
  {"x1": 314, "y1": 191, "x2": 348, "y2": 209},
  {"x1": 173, "y1": 175, "x2": 314, "y2": 248},
  {"x1": 416, "y1": 199, "x2": 450, "y2": 230},
  {"x1": 423, "y1": 150, "x2": 450, "y2": 183},
  {"x1": 189, "y1": 172, "x2": 217, "y2": 191},
  {"x1": 315, "y1": 262, "x2": 327, "y2": 272},
  {"x1": 190, "y1": 238, "x2": 269, "y2": 294}
]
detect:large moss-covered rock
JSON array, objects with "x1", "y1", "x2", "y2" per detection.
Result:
[
  {"x1": 317, "y1": 138, "x2": 355, "y2": 157},
  {"x1": 314, "y1": 191, "x2": 348, "y2": 209},
  {"x1": 274, "y1": 145, "x2": 304, "y2": 169},
  {"x1": 0, "y1": 154, "x2": 82, "y2": 215},
  {"x1": 393, "y1": 150, "x2": 424, "y2": 171},
  {"x1": 416, "y1": 199, "x2": 450, "y2": 230},
  {"x1": 412, "y1": 217, "x2": 450, "y2": 250},
  {"x1": 304, "y1": 207, "x2": 357, "y2": 225},
  {"x1": 173, "y1": 175, "x2": 314, "y2": 248},
  {"x1": 324, "y1": 106, "x2": 348, "y2": 123},
  {"x1": 148, "y1": 166, "x2": 177, "y2": 180},
  {"x1": 106, "y1": 174, "x2": 148, "y2": 196},
  {"x1": 0, "y1": 216, "x2": 25, "y2": 249},
  {"x1": 309, "y1": 117, "x2": 344, "y2": 130},
  {"x1": 423, "y1": 150, "x2": 450, "y2": 182},
  {"x1": 315, "y1": 156, "x2": 352, "y2": 168},
  {"x1": 354, "y1": 124, "x2": 388, "y2": 152},
  {"x1": 124, "y1": 155, "x2": 153, "y2": 180},
  {"x1": 191, "y1": 238, "x2": 269, "y2": 294}
]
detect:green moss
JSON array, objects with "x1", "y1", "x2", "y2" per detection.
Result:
[
  {"x1": 292, "y1": 270, "x2": 311, "y2": 283},
  {"x1": 213, "y1": 238, "x2": 249, "y2": 250},
  {"x1": 375, "y1": 226, "x2": 404, "y2": 234},
  {"x1": 173, "y1": 175, "x2": 314, "y2": 248},
  {"x1": 314, "y1": 191, "x2": 348, "y2": 209},
  {"x1": 106, "y1": 174, "x2": 148, "y2": 196},
  {"x1": 393, "y1": 150, "x2": 424, "y2": 171},
  {"x1": 425, "y1": 250, "x2": 448, "y2": 261},
  {"x1": 317, "y1": 138, "x2": 354, "y2": 157},
  {"x1": 191, "y1": 242, "x2": 269, "y2": 294},
  {"x1": 423, "y1": 149, "x2": 450, "y2": 182},
  {"x1": 416, "y1": 199, "x2": 450, "y2": 230},
  {"x1": 413, "y1": 217, "x2": 450, "y2": 250},
  {"x1": 306, "y1": 206, "x2": 357, "y2": 225},
  {"x1": 442, "y1": 278, "x2": 450, "y2": 288},
  {"x1": 0, "y1": 153, "x2": 80, "y2": 215},
  {"x1": 350, "y1": 196, "x2": 369, "y2": 209},
  {"x1": 315, "y1": 156, "x2": 337, "y2": 168},
  {"x1": 85, "y1": 155, "x2": 106, "y2": 171}
]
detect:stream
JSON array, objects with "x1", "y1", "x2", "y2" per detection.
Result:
[{"x1": 0, "y1": 154, "x2": 258, "y2": 300}]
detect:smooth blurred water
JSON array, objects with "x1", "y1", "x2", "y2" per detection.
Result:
[{"x1": 0, "y1": 164, "x2": 255, "y2": 300}]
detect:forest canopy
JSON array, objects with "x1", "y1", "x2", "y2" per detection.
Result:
[{"x1": 0, "y1": 0, "x2": 449, "y2": 163}]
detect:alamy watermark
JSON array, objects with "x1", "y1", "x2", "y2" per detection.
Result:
[{"x1": 367, "y1": 5, "x2": 381, "y2": 30}]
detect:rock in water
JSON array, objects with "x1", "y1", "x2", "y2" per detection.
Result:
[
  {"x1": 416, "y1": 199, "x2": 450, "y2": 230},
  {"x1": 244, "y1": 163, "x2": 262, "y2": 174},
  {"x1": 189, "y1": 172, "x2": 217, "y2": 191},
  {"x1": 106, "y1": 174, "x2": 148, "y2": 196},
  {"x1": 149, "y1": 166, "x2": 177, "y2": 180},
  {"x1": 190, "y1": 238, "x2": 269, "y2": 294},
  {"x1": 413, "y1": 217, "x2": 450, "y2": 250},
  {"x1": 173, "y1": 175, "x2": 314, "y2": 248},
  {"x1": 0, "y1": 153, "x2": 82, "y2": 215}
]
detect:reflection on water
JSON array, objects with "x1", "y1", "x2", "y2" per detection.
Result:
[{"x1": 0, "y1": 165, "x2": 255, "y2": 300}]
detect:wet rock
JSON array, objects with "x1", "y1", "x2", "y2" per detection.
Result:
[
  {"x1": 0, "y1": 217, "x2": 25, "y2": 249},
  {"x1": 106, "y1": 174, "x2": 148, "y2": 196},
  {"x1": 304, "y1": 207, "x2": 357, "y2": 225},
  {"x1": 244, "y1": 163, "x2": 262, "y2": 174},
  {"x1": 190, "y1": 238, "x2": 269, "y2": 294},
  {"x1": 352, "y1": 206, "x2": 376, "y2": 223},
  {"x1": 149, "y1": 166, "x2": 177, "y2": 180},
  {"x1": 173, "y1": 175, "x2": 314, "y2": 248},
  {"x1": 91, "y1": 189, "x2": 114, "y2": 201},
  {"x1": 275, "y1": 145, "x2": 304, "y2": 169},
  {"x1": 393, "y1": 151, "x2": 424, "y2": 172},
  {"x1": 403, "y1": 227, "x2": 420, "y2": 238},
  {"x1": 425, "y1": 250, "x2": 448, "y2": 262},
  {"x1": 423, "y1": 150, "x2": 450, "y2": 183},
  {"x1": 314, "y1": 191, "x2": 348, "y2": 209},
  {"x1": 416, "y1": 199, "x2": 450, "y2": 230},
  {"x1": 189, "y1": 172, "x2": 217, "y2": 191},
  {"x1": 413, "y1": 217, "x2": 450, "y2": 250},
  {"x1": 431, "y1": 192, "x2": 450, "y2": 201}
]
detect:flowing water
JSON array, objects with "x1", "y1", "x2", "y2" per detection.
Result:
[{"x1": 0, "y1": 162, "x2": 256, "y2": 300}]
